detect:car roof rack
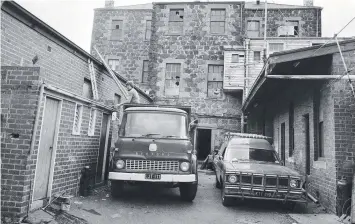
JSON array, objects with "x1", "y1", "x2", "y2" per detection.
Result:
[{"x1": 224, "y1": 132, "x2": 272, "y2": 140}]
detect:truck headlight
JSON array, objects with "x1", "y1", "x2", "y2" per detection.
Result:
[
  {"x1": 228, "y1": 175, "x2": 238, "y2": 184},
  {"x1": 180, "y1": 162, "x2": 190, "y2": 171},
  {"x1": 116, "y1": 160, "x2": 125, "y2": 169},
  {"x1": 290, "y1": 179, "x2": 300, "y2": 188}
]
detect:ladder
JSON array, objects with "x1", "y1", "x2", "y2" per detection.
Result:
[
  {"x1": 88, "y1": 59, "x2": 99, "y2": 100},
  {"x1": 93, "y1": 46, "x2": 129, "y2": 100}
]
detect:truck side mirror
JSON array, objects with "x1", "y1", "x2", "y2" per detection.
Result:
[{"x1": 188, "y1": 119, "x2": 198, "y2": 131}]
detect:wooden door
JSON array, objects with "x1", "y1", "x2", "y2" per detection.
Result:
[
  {"x1": 96, "y1": 113, "x2": 109, "y2": 184},
  {"x1": 33, "y1": 97, "x2": 60, "y2": 200},
  {"x1": 280, "y1": 123, "x2": 286, "y2": 165}
]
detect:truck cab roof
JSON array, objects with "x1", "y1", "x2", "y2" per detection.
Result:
[{"x1": 125, "y1": 107, "x2": 187, "y2": 114}]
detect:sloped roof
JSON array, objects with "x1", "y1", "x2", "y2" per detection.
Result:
[
  {"x1": 245, "y1": 1, "x2": 322, "y2": 9},
  {"x1": 102, "y1": 3, "x2": 153, "y2": 10}
]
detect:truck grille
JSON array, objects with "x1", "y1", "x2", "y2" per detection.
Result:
[
  {"x1": 238, "y1": 174, "x2": 290, "y2": 187},
  {"x1": 125, "y1": 160, "x2": 179, "y2": 172}
]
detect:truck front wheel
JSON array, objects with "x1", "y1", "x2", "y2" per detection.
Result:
[
  {"x1": 111, "y1": 180, "x2": 124, "y2": 198},
  {"x1": 179, "y1": 182, "x2": 197, "y2": 202}
]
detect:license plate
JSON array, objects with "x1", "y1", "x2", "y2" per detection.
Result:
[
  {"x1": 254, "y1": 191, "x2": 277, "y2": 198},
  {"x1": 145, "y1": 174, "x2": 161, "y2": 180}
]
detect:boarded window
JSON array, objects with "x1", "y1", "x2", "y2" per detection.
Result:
[
  {"x1": 254, "y1": 51, "x2": 261, "y2": 61},
  {"x1": 110, "y1": 20, "x2": 123, "y2": 40},
  {"x1": 72, "y1": 104, "x2": 83, "y2": 135},
  {"x1": 142, "y1": 60, "x2": 149, "y2": 83},
  {"x1": 108, "y1": 59, "x2": 119, "y2": 71},
  {"x1": 88, "y1": 108, "x2": 97, "y2": 136},
  {"x1": 83, "y1": 78, "x2": 93, "y2": 99},
  {"x1": 114, "y1": 93, "x2": 121, "y2": 105},
  {"x1": 211, "y1": 9, "x2": 225, "y2": 34},
  {"x1": 169, "y1": 9, "x2": 184, "y2": 34},
  {"x1": 165, "y1": 63, "x2": 181, "y2": 96},
  {"x1": 207, "y1": 65, "x2": 224, "y2": 98},
  {"x1": 145, "y1": 20, "x2": 151, "y2": 40},
  {"x1": 269, "y1": 43, "x2": 284, "y2": 54},
  {"x1": 247, "y1": 20, "x2": 260, "y2": 37},
  {"x1": 231, "y1": 54, "x2": 239, "y2": 63},
  {"x1": 278, "y1": 20, "x2": 299, "y2": 37}
]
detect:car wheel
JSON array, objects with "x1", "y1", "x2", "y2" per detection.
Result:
[
  {"x1": 215, "y1": 176, "x2": 222, "y2": 189},
  {"x1": 221, "y1": 184, "x2": 232, "y2": 206},
  {"x1": 179, "y1": 182, "x2": 198, "y2": 202},
  {"x1": 111, "y1": 180, "x2": 124, "y2": 198}
]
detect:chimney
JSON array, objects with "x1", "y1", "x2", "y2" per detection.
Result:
[
  {"x1": 105, "y1": 0, "x2": 114, "y2": 7},
  {"x1": 303, "y1": 0, "x2": 313, "y2": 6},
  {"x1": 256, "y1": 0, "x2": 260, "y2": 5}
]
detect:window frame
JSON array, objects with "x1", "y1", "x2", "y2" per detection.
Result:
[
  {"x1": 88, "y1": 108, "x2": 97, "y2": 136},
  {"x1": 210, "y1": 9, "x2": 226, "y2": 34},
  {"x1": 142, "y1": 60, "x2": 149, "y2": 83},
  {"x1": 268, "y1": 43, "x2": 285, "y2": 54},
  {"x1": 83, "y1": 78, "x2": 93, "y2": 99},
  {"x1": 165, "y1": 63, "x2": 181, "y2": 96},
  {"x1": 207, "y1": 64, "x2": 224, "y2": 98},
  {"x1": 247, "y1": 20, "x2": 260, "y2": 37},
  {"x1": 253, "y1": 51, "x2": 261, "y2": 62},
  {"x1": 108, "y1": 59, "x2": 120, "y2": 71},
  {"x1": 278, "y1": 20, "x2": 299, "y2": 37},
  {"x1": 114, "y1": 93, "x2": 121, "y2": 105},
  {"x1": 72, "y1": 103, "x2": 83, "y2": 135},
  {"x1": 110, "y1": 20, "x2": 123, "y2": 40},
  {"x1": 145, "y1": 20, "x2": 151, "y2": 40},
  {"x1": 231, "y1": 54, "x2": 239, "y2": 63},
  {"x1": 168, "y1": 9, "x2": 184, "y2": 35}
]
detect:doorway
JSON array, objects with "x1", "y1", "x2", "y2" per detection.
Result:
[
  {"x1": 196, "y1": 128, "x2": 212, "y2": 160},
  {"x1": 304, "y1": 114, "x2": 311, "y2": 175},
  {"x1": 280, "y1": 123, "x2": 286, "y2": 165},
  {"x1": 96, "y1": 113, "x2": 110, "y2": 184},
  {"x1": 33, "y1": 97, "x2": 61, "y2": 201}
]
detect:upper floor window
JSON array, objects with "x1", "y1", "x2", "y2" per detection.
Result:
[
  {"x1": 145, "y1": 20, "x2": 151, "y2": 40},
  {"x1": 254, "y1": 51, "x2": 261, "y2": 61},
  {"x1": 142, "y1": 60, "x2": 149, "y2": 83},
  {"x1": 247, "y1": 20, "x2": 260, "y2": 37},
  {"x1": 110, "y1": 20, "x2": 123, "y2": 40},
  {"x1": 278, "y1": 20, "x2": 299, "y2": 37},
  {"x1": 169, "y1": 9, "x2": 184, "y2": 34},
  {"x1": 165, "y1": 63, "x2": 181, "y2": 96},
  {"x1": 210, "y1": 9, "x2": 226, "y2": 34},
  {"x1": 231, "y1": 54, "x2": 239, "y2": 63},
  {"x1": 108, "y1": 59, "x2": 119, "y2": 71},
  {"x1": 83, "y1": 78, "x2": 93, "y2": 99},
  {"x1": 269, "y1": 43, "x2": 284, "y2": 54},
  {"x1": 207, "y1": 65, "x2": 224, "y2": 98},
  {"x1": 114, "y1": 93, "x2": 121, "y2": 105}
]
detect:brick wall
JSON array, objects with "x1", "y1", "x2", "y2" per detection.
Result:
[{"x1": 1, "y1": 67, "x2": 41, "y2": 219}]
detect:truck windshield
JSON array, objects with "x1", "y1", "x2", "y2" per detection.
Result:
[
  {"x1": 225, "y1": 146, "x2": 278, "y2": 163},
  {"x1": 119, "y1": 112, "x2": 188, "y2": 139}
]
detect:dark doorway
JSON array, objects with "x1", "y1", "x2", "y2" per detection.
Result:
[
  {"x1": 304, "y1": 114, "x2": 311, "y2": 175},
  {"x1": 96, "y1": 113, "x2": 109, "y2": 184},
  {"x1": 196, "y1": 129, "x2": 212, "y2": 160},
  {"x1": 280, "y1": 123, "x2": 286, "y2": 165}
]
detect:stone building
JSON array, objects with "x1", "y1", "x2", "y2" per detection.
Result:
[
  {"x1": 242, "y1": 39, "x2": 355, "y2": 214},
  {"x1": 91, "y1": 0, "x2": 323, "y2": 160},
  {"x1": 1, "y1": 1, "x2": 151, "y2": 222}
]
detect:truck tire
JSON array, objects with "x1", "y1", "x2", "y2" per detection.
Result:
[
  {"x1": 179, "y1": 182, "x2": 197, "y2": 202},
  {"x1": 111, "y1": 180, "x2": 124, "y2": 198}
]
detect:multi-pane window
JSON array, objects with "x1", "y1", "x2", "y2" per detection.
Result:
[
  {"x1": 247, "y1": 20, "x2": 260, "y2": 37},
  {"x1": 108, "y1": 59, "x2": 119, "y2": 71},
  {"x1": 165, "y1": 63, "x2": 181, "y2": 96},
  {"x1": 210, "y1": 9, "x2": 226, "y2": 34},
  {"x1": 88, "y1": 108, "x2": 97, "y2": 136},
  {"x1": 278, "y1": 20, "x2": 299, "y2": 37},
  {"x1": 269, "y1": 43, "x2": 284, "y2": 54},
  {"x1": 254, "y1": 51, "x2": 261, "y2": 61},
  {"x1": 83, "y1": 78, "x2": 93, "y2": 99},
  {"x1": 145, "y1": 20, "x2": 151, "y2": 40},
  {"x1": 169, "y1": 9, "x2": 184, "y2": 34},
  {"x1": 142, "y1": 60, "x2": 149, "y2": 83},
  {"x1": 72, "y1": 104, "x2": 83, "y2": 135},
  {"x1": 231, "y1": 54, "x2": 239, "y2": 63},
  {"x1": 114, "y1": 93, "x2": 121, "y2": 105},
  {"x1": 207, "y1": 65, "x2": 224, "y2": 98},
  {"x1": 110, "y1": 20, "x2": 123, "y2": 40}
]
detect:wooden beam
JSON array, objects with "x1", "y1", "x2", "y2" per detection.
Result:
[{"x1": 265, "y1": 75, "x2": 355, "y2": 80}]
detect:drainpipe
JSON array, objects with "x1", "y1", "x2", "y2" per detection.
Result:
[
  {"x1": 26, "y1": 83, "x2": 45, "y2": 216},
  {"x1": 316, "y1": 9, "x2": 319, "y2": 37},
  {"x1": 242, "y1": 39, "x2": 250, "y2": 133}
]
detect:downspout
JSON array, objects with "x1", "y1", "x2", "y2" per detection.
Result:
[
  {"x1": 242, "y1": 39, "x2": 250, "y2": 133},
  {"x1": 316, "y1": 9, "x2": 319, "y2": 37},
  {"x1": 26, "y1": 83, "x2": 45, "y2": 216}
]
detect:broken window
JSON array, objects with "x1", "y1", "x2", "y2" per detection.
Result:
[
  {"x1": 247, "y1": 20, "x2": 260, "y2": 37},
  {"x1": 72, "y1": 104, "x2": 83, "y2": 135},
  {"x1": 145, "y1": 20, "x2": 151, "y2": 40},
  {"x1": 269, "y1": 43, "x2": 284, "y2": 54},
  {"x1": 211, "y1": 9, "x2": 226, "y2": 34},
  {"x1": 142, "y1": 60, "x2": 149, "y2": 83},
  {"x1": 165, "y1": 63, "x2": 181, "y2": 96},
  {"x1": 114, "y1": 93, "x2": 121, "y2": 105},
  {"x1": 169, "y1": 9, "x2": 184, "y2": 34},
  {"x1": 253, "y1": 51, "x2": 261, "y2": 61},
  {"x1": 83, "y1": 78, "x2": 93, "y2": 99},
  {"x1": 110, "y1": 20, "x2": 123, "y2": 40},
  {"x1": 231, "y1": 54, "x2": 239, "y2": 63},
  {"x1": 88, "y1": 108, "x2": 97, "y2": 136},
  {"x1": 278, "y1": 20, "x2": 299, "y2": 37},
  {"x1": 207, "y1": 65, "x2": 224, "y2": 98},
  {"x1": 108, "y1": 59, "x2": 119, "y2": 71}
]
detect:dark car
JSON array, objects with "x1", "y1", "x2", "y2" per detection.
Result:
[{"x1": 214, "y1": 133, "x2": 307, "y2": 208}]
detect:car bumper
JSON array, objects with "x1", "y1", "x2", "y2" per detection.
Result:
[
  {"x1": 224, "y1": 185, "x2": 307, "y2": 203},
  {"x1": 109, "y1": 172, "x2": 196, "y2": 183}
]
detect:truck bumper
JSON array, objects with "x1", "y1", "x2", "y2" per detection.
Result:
[{"x1": 109, "y1": 172, "x2": 196, "y2": 183}]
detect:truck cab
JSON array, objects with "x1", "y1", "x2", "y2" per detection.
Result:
[{"x1": 109, "y1": 105, "x2": 198, "y2": 201}]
